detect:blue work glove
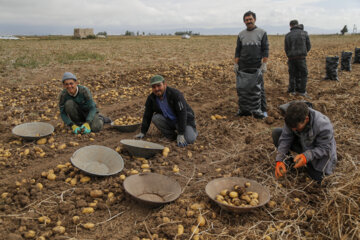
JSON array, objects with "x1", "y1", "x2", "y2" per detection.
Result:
[
  {"x1": 81, "y1": 122, "x2": 91, "y2": 134},
  {"x1": 234, "y1": 63, "x2": 239, "y2": 73},
  {"x1": 176, "y1": 134, "x2": 187, "y2": 147},
  {"x1": 71, "y1": 124, "x2": 81, "y2": 134},
  {"x1": 260, "y1": 62, "x2": 267, "y2": 73}
]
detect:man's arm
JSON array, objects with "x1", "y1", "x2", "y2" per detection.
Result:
[
  {"x1": 303, "y1": 126, "x2": 333, "y2": 163},
  {"x1": 172, "y1": 90, "x2": 188, "y2": 135},
  {"x1": 140, "y1": 96, "x2": 154, "y2": 135},
  {"x1": 275, "y1": 125, "x2": 294, "y2": 162},
  {"x1": 305, "y1": 32, "x2": 311, "y2": 52},
  {"x1": 261, "y1": 32, "x2": 269, "y2": 60},
  {"x1": 234, "y1": 35, "x2": 242, "y2": 63}
]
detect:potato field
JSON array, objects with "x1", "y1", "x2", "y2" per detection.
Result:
[{"x1": 0, "y1": 35, "x2": 359, "y2": 240}]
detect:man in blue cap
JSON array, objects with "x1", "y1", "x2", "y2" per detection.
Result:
[
  {"x1": 135, "y1": 75, "x2": 198, "y2": 147},
  {"x1": 59, "y1": 72, "x2": 109, "y2": 134}
]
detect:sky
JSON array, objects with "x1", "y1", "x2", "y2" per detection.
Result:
[{"x1": 0, "y1": 0, "x2": 360, "y2": 35}]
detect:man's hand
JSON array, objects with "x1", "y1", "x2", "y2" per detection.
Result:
[
  {"x1": 275, "y1": 161, "x2": 287, "y2": 179},
  {"x1": 294, "y1": 154, "x2": 307, "y2": 168},
  {"x1": 176, "y1": 134, "x2": 187, "y2": 147},
  {"x1": 233, "y1": 63, "x2": 239, "y2": 73},
  {"x1": 71, "y1": 124, "x2": 81, "y2": 134},
  {"x1": 260, "y1": 62, "x2": 267, "y2": 73},
  {"x1": 81, "y1": 122, "x2": 91, "y2": 134},
  {"x1": 134, "y1": 132, "x2": 145, "y2": 139}
]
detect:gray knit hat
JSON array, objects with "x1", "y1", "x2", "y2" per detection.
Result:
[
  {"x1": 62, "y1": 72, "x2": 77, "y2": 83},
  {"x1": 150, "y1": 75, "x2": 164, "y2": 85}
]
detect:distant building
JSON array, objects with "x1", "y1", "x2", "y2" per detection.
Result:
[
  {"x1": 0, "y1": 35, "x2": 19, "y2": 40},
  {"x1": 182, "y1": 34, "x2": 191, "y2": 39},
  {"x1": 74, "y1": 28, "x2": 95, "y2": 39}
]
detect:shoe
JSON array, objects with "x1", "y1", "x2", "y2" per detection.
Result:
[
  {"x1": 235, "y1": 109, "x2": 251, "y2": 117},
  {"x1": 99, "y1": 114, "x2": 112, "y2": 124},
  {"x1": 263, "y1": 112, "x2": 268, "y2": 118},
  {"x1": 289, "y1": 92, "x2": 296, "y2": 96},
  {"x1": 298, "y1": 92, "x2": 311, "y2": 99}
]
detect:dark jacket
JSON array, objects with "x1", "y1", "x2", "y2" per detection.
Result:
[
  {"x1": 235, "y1": 27, "x2": 269, "y2": 68},
  {"x1": 285, "y1": 26, "x2": 311, "y2": 59},
  {"x1": 59, "y1": 85, "x2": 98, "y2": 126},
  {"x1": 141, "y1": 86, "x2": 196, "y2": 135},
  {"x1": 276, "y1": 108, "x2": 337, "y2": 175}
]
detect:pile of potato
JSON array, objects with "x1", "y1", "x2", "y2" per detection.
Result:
[
  {"x1": 216, "y1": 182, "x2": 260, "y2": 207},
  {"x1": 113, "y1": 116, "x2": 141, "y2": 126}
]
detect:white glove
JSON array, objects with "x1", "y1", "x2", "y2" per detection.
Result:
[
  {"x1": 260, "y1": 62, "x2": 267, "y2": 73},
  {"x1": 176, "y1": 134, "x2": 187, "y2": 147},
  {"x1": 233, "y1": 63, "x2": 239, "y2": 73},
  {"x1": 134, "y1": 132, "x2": 145, "y2": 139}
]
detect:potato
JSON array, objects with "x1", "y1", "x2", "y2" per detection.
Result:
[
  {"x1": 267, "y1": 200, "x2": 276, "y2": 208},
  {"x1": 47, "y1": 173, "x2": 56, "y2": 181},
  {"x1": 245, "y1": 182, "x2": 251, "y2": 187},
  {"x1": 80, "y1": 176, "x2": 91, "y2": 183},
  {"x1": 191, "y1": 226, "x2": 199, "y2": 234},
  {"x1": 36, "y1": 138, "x2": 47, "y2": 145},
  {"x1": 90, "y1": 190, "x2": 103, "y2": 198},
  {"x1": 83, "y1": 222, "x2": 95, "y2": 229},
  {"x1": 24, "y1": 149, "x2": 30, "y2": 155},
  {"x1": 52, "y1": 226, "x2": 65, "y2": 234},
  {"x1": 216, "y1": 195, "x2": 224, "y2": 202},
  {"x1": 197, "y1": 215, "x2": 206, "y2": 226},
  {"x1": 24, "y1": 230, "x2": 36, "y2": 239},
  {"x1": 130, "y1": 169, "x2": 139, "y2": 175},
  {"x1": 36, "y1": 183, "x2": 43, "y2": 190},
  {"x1": 58, "y1": 143, "x2": 66, "y2": 150},
  {"x1": 186, "y1": 210, "x2": 195, "y2": 217},
  {"x1": 220, "y1": 189, "x2": 228, "y2": 196},
  {"x1": 229, "y1": 191, "x2": 238, "y2": 198},
  {"x1": 162, "y1": 147, "x2": 170, "y2": 157},
  {"x1": 70, "y1": 178, "x2": 77, "y2": 186},
  {"x1": 241, "y1": 195, "x2": 251, "y2": 203},
  {"x1": 163, "y1": 217, "x2": 170, "y2": 223},
  {"x1": 108, "y1": 192, "x2": 114, "y2": 199},
  {"x1": 72, "y1": 216, "x2": 80, "y2": 224},
  {"x1": 38, "y1": 216, "x2": 51, "y2": 224},
  {"x1": 89, "y1": 202, "x2": 97, "y2": 207},
  {"x1": 1, "y1": 192, "x2": 9, "y2": 199},
  {"x1": 82, "y1": 207, "x2": 94, "y2": 214},
  {"x1": 119, "y1": 174, "x2": 126, "y2": 180},
  {"x1": 177, "y1": 224, "x2": 184, "y2": 235},
  {"x1": 190, "y1": 203, "x2": 205, "y2": 210},
  {"x1": 172, "y1": 165, "x2": 179, "y2": 173},
  {"x1": 141, "y1": 163, "x2": 150, "y2": 169},
  {"x1": 294, "y1": 197, "x2": 301, "y2": 203}
]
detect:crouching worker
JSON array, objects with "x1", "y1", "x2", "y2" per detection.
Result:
[
  {"x1": 134, "y1": 75, "x2": 198, "y2": 147},
  {"x1": 272, "y1": 101, "x2": 337, "y2": 183},
  {"x1": 59, "y1": 72, "x2": 108, "y2": 134}
]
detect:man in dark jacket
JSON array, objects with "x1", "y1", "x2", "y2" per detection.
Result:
[
  {"x1": 135, "y1": 75, "x2": 197, "y2": 147},
  {"x1": 272, "y1": 101, "x2": 337, "y2": 183},
  {"x1": 59, "y1": 72, "x2": 107, "y2": 134},
  {"x1": 285, "y1": 20, "x2": 311, "y2": 96}
]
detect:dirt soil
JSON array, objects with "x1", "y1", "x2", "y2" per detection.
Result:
[{"x1": 0, "y1": 35, "x2": 359, "y2": 240}]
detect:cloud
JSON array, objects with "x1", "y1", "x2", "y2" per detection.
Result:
[{"x1": 0, "y1": 0, "x2": 359, "y2": 33}]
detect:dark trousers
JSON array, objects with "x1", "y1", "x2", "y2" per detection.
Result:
[
  {"x1": 151, "y1": 114, "x2": 198, "y2": 144},
  {"x1": 287, "y1": 59, "x2": 308, "y2": 94},
  {"x1": 64, "y1": 100, "x2": 103, "y2": 132},
  {"x1": 272, "y1": 128, "x2": 324, "y2": 183},
  {"x1": 239, "y1": 63, "x2": 267, "y2": 112}
]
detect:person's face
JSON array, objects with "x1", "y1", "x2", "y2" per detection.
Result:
[
  {"x1": 244, "y1": 15, "x2": 256, "y2": 30},
  {"x1": 151, "y1": 82, "x2": 166, "y2": 97},
  {"x1": 292, "y1": 116, "x2": 309, "y2": 132},
  {"x1": 63, "y1": 79, "x2": 78, "y2": 95}
]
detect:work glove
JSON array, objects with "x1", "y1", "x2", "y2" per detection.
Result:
[
  {"x1": 260, "y1": 62, "x2": 267, "y2": 73},
  {"x1": 176, "y1": 134, "x2": 187, "y2": 147},
  {"x1": 81, "y1": 122, "x2": 91, "y2": 134},
  {"x1": 275, "y1": 161, "x2": 287, "y2": 179},
  {"x1": 134, "y1": 132, "x2": 145, "y2": 139},
  {"x1": 233, "y1": 63, "x2": 239, "y2": 73},
  {"x1": 294, "y1": 154, "x2": 307, "y2": 168},
  {"x1": 71, "y1": 124, "x2": 81, "y2": 134}
]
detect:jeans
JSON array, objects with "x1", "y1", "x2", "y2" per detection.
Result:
[{"x1": 151, "y1": 114, "x2": 198, "y2": 144}]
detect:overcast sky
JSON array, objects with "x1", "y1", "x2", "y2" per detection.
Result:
[{"x1": 1, "y1": 0, "x2": 359, "y2": 35}]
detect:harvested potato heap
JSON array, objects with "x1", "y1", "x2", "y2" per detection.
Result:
[
  {"x1": 216, "y1": 182, "x2": 260, "y2": 207},
  {"x1": 113, "y1": 116, "x2": 141, "y2": 125}
]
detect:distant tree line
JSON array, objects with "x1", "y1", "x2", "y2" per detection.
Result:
[{"x1": 174, "y1": 31, "x2": 200, "y2": 36}]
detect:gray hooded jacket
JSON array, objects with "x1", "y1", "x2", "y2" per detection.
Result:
[{"x1": 276, "y1": 108, "x2": 337, "y2": 175}]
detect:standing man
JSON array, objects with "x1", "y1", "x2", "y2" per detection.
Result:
[
  {"x1": 234, "y1": 10, "x2": 269, "y2": 117},
  {"x1": 134, "y1": 75, "x2": 197, "y2": 147},
  {"x1": 59, "y1": 72, "x2": 107, "y2": 134},
  {"x1": 272, "y1": 101, "x2": 337, "y2": 183},
  {"x1": 285, "y1": 20, "x2": 311, "y2": 96}
]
